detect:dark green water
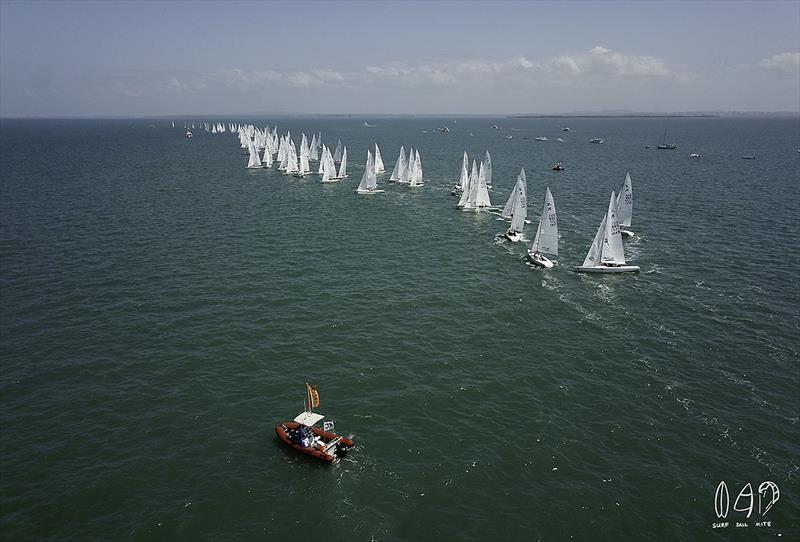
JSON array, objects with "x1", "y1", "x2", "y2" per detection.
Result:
[{"x1": 1, "y1": 117, "x2": 798, "y2": 541}]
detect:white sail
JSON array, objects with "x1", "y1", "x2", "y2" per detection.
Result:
[
  {"x1": 500, "y1": 171, "x2": 522, "y2": 219},
  {"x1": 333, "y1": 140, "x2": 343, "y2": 162},
  {"x1": 299, "y1": 152, "x2": 310, "y2": 175},
  {"x1": 409, "y1": 150, "x2": 424, "y2": 187},
  {"x1": 318, "y1": 145, "x2": 328, "y2": 174},
  {"x1": 337, "y1": 147, "x2": 348, "y2": 178},
  {"x1": 246, "y1": 140, "x2": 262, "y2": 168},
  {"x1": 616, "y1": 172, "x2": 633, "y2": 228},
  {"x1": 262, "y1": 145, "x2": 273, "y2": 167},
  {"x1": 357, "y1": 151, "x2": 380, "y2": 192},
  {"x1": 602, "y1": 191, "x2": 626, "y2": 264},
  {"x1": 508, "y1": 179, "x2": 527, "y2": 232},
  {"x1": 461, "y1": 160, "x2": 480, "y2": 208},
  {"x1": 374, "y1": 144, "x2": 385, "y2": 173},
  {"x1": 484, "y1": 151, "x2": 493, "y2": 187},
  {"x1": 458, "y1": 151, "x2": 469, "y2": 191},
  {"x1": 532, "y1": 187, "x2": 558, "y2": 256},
  {"x1": 582, "y1": 213, "x2": 607, "y2": 267},
  {"x1": 389, "y1": 146, "x2": 404, "y2": 181},
  {"x1": 399, "y1": 148, "x2": 412, "y2": 183},
  {"x1": 474, "y1": 160, "x2": 492, "y2": 208}
]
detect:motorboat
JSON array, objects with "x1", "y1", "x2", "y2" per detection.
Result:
[
  {"x1": 275, "y1": 384, "x2": 354, "y2": 463},
  {"x1": 552, "y1": 162, "x2": 565, "y2": 171},
  {"x1": 590, "y1": 138, "x2": 604, "y2": 144}
]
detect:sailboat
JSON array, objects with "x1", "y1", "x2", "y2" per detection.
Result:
[
  {"x1": 408, "y1": 150, "x2": 424, "y2": 187},
  {"x1": 374, "y1": 144, "x2": 385, "y2": 173},
  {"x1": 356, "y1": 151, "x2": 384, "y2": 194},
  {"x1": 504, "y1": 177, "x2": 527, "y2": 242},
  {"x1": 616, "y1": 172, "x2": 634, "y2": 238},
  {"x1": 336, "y1": 147, "x2": 348, "y2": 179},
  {"x1": 389, "y1": 146, "x2": 406, "y2": 182},
  {"x1": 452, "y1": 151, "x2": 469, "y2": 195},
  {"x1": 333, "y1": 139, "x2": 343, "y2": 163},
  {"x1": 246, "y1": 140, "x2": 262, "y2": 168},
  {"x1": 526, "y1": 187, "x2": 558, "y2": 268},
  {"x1": 573, "y1": 191, "x2": 640, "y2": 273},
  {"x1": 499, "y1": 168, "x2": 527, "y2": 221}
]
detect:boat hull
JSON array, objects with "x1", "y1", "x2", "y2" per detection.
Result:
[
  {"x1": 527, "y1": 251, "x2": 554, "y2": 268},
  {"x1": 504, "y1": 230, "x2": 522, "y2": 243},
  {"x1": 275, "y1": 422, "x2": 354, "y2": 463},
  {"x1": 356, "y1": 189, "x2": 385, "y2": 194},
  {"x1": 573, "y1": 265, "x2": 640, "y2": 274},
  {"x1": 620, "y1": 229, "x2": 635, "y2": 239}
]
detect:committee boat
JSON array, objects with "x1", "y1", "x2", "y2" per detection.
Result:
[{"x1": 275, "y1": 384, "x2": 354, "y2": 463}]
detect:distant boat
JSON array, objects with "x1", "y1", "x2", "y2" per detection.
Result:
[
  {"x1": 505, "y1": 135, "x2": 513, "y2": 139},
  {"x1": 535, "y1": 136, "x2": 548, "y2": 141},
  {"x1": 492, "y1": 124, "x2": 500, "y2": 130},
  {"x1": 356, "y1": 150, "x2": 384, "y2": 194},
  {"x1": 561, "y1": 127, "x2": 571, "y2": 132},
  {"x1": 552, "y1": 162, "x2": 564, "y2": 171},
  {"x1": 438, "y1": 126, "x2": 450, "y2": 133},
  {"x1": 689, "y1": 153, "x2": 702, "y2": 158},
  {"x1": 185, "y1": 130, "x2": 193, "y2": 138},
  {"x1": 527, "y1": 187, "x2": 558, "y2": 268},
  {"x1": 616, "y1": 172, "x2": 634, "y2": 238},
  {"x1": 363, "y1": 122, "x2": 376, "y2": 127},
  {"x1": 590, "y1": 138, "x2": 604, "y2": 144},
  {"x1": 656, "y1": 129, "x2": 677, "y2": 149},
  {"x1": 573, "y1": 191, "x2": 639, "y2": 274},
  {"x1": 742, "y1": 155, "x2": 756, "y2": 160},
  {"x1": 556, "y1": 137, "x2": 565, "y2": 142}
]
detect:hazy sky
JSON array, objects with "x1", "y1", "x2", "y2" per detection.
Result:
[{"x1": 1, "y1": 0, "x2": 798, "y2": 117}]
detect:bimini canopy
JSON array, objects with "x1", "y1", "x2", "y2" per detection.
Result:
[{"x1": 294, "y1": 411, "x2": 324, "y2": 427}]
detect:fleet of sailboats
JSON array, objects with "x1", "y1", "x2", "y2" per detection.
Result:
[{"x1": 176, "y1": 120, "x2": 644, "y2": 274}]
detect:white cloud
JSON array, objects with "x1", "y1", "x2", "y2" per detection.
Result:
[{"x1": 757, "y1": 52, "x2": 800, "y2": 74}]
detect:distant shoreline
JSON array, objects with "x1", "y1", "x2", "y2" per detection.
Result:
[{"x1": 507, "y1": 114, "x2": 721, "y2": 119}]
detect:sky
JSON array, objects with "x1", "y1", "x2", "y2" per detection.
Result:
[{"x1": 1, "y1": 0, "x2": 798, "y2": 117}]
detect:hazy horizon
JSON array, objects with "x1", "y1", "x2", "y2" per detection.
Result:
[{"x1": 1, "y1": 0, "x2": 798, "y2": 118}]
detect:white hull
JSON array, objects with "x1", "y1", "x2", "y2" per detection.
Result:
[
  {"x1": 573, "y1": 265, "x2": 640, "y2": 274},
  {"x1": 527, "y1": 251, "x2": 554, "y2": 268},
  {"x1": 621, "y1": 229, "x2": 635, "y2": 239},
  {"x1": 321, "y1": 179, "x2": 340, "y2": 183},
  {"x1": 356, "y1": 189, "x2": 385, "y2": 194},
  {"x1": 504, "y1": 229, "x2": 522, "y2": 243}
]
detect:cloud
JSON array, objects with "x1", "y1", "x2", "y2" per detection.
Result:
[
  {"x1": 757, "y1": 52, "x2": 800, "y2": 74},
  {"x1": 94, "y1": 46, "x2": 681, "y2": 100}
]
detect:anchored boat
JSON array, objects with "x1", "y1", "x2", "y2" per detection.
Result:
[{"x1": 275, "y1": 383, "x2": 354, "y2": 463}]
